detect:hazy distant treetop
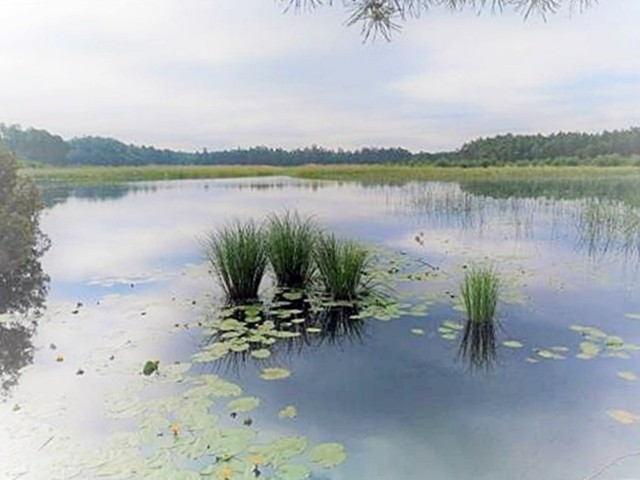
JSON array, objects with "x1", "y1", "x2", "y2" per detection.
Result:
[{"x1": 282, "y1": 0, "x2": 596, "y2": 40}]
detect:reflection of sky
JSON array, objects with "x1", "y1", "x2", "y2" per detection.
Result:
[{"x1": 4, "y1": 177, "x2": 640, "y2": 479}]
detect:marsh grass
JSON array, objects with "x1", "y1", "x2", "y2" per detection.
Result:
[
  {"x1": 460, "y1": 266, "x2": 500, "y2": 325},
  {"x1": 315, "y1": 234, "x2": 370, "y2": 301},
  {"x1": 265, "y1": 211, "x2": 318, "y2": 289},
  {"x1": 205, "y1": 221, "x2": 267, "y2": 303}
]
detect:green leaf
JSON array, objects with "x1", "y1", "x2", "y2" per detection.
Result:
[
  {"x1": 260, "y1": 368, "x2": 291, "y2": 381},
  {"x1": 278, "y1": 405, "x2": 298, "y2": 419},
  {"x1": 410, "y1": 328, "x2": 425, "y2": 336},
  {"x1": 625, "y1": 313, "x2": 640, "y2": 320},
  {"x1": 227, "y1": 396, "x2": 261, "y2": 413},
  {"x1": 276, "y1": 464, "x2": 311, "y2": 480},
  {"x1": 607, "y1": 409, "x2": 640, "y2": 424},
  {"x1": 308, "y1": 442, "x2": 347, "y2": 468},
  {"x1": 617, "y1": 371, "x2": 637, "y2": 381},
  {"x1": 502, "y1": 340, "x2": 523, "y2": 348},
  {"x1": 250, "y1": 349, "x2": 271, "y2": 359},
  {"x1": 195, "y1": 375, "x2": 242, "y2": 397}
]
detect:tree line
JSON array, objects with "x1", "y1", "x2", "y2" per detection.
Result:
[{"x1": 2, "y1": 123, "x2": 640, "y2": 167}]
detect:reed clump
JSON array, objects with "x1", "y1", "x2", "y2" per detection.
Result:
[
  {"x1": 205, "y1": 221, "x2": 267, "y2": 303},
  {"x1": 265, "y1": 211, "x2": 318, "y2": 289},
  {"x1": 315, "y1": 234, "x2": 370, "y2": 301},
  {"x1": 460, "y1": 266, "x2": 500, "y2": 324}
]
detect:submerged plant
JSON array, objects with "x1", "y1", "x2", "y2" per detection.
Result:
[
  {"x1": 265, "y1": 211, "x2": 318, "y2": 289},
  {"x1": 205, "y1": 221, "x2": 267, "y2": 303},
  {"x1": 460, "y1": 266, "x2": 500, "y2": 325},
  {"x1": 315, "y1": 234, "x2": 370, "y2": 301}
]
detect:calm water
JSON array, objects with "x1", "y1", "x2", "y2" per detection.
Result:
[{"x1": 2, "y1": 176, "x2": 640, "y2": 480}]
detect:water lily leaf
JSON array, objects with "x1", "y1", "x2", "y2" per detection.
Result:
[
  {"x1": 442, "y1": 320, "x2": 464, "y2": 330},
  {"x1": 279, "y1": 406, "x2": 298, "y2": 420},
  {"x1": 306, "y1": 327, "x2": 322, "y2": 334},
  {"x1": 502, "y1": 340, "x2": 523, "y2": 348},
  {"x1": 607, "y1": 409, "x2": 640, "y2": 424},
  {"x1": 276, "y1": 464, "x2": 311, "y2": 480},
  {"x1": 625, "y1": 313, "x2": 640, "y2": 320},
  {"x1": 308, "y1": 442, "x2": 347, "y2": 468},
  {"x1": 192, "y1": 342, "x2": 230, "y2": 363},
  {"x1": 250, "y1": 436, "x2": 308, "y2": 464},
  {"x1": 410, "y1": 328, "x2": 425, "y2": 336},
  {"x1": 195, "y1": 375, "x2": 242, "y2": 397},
  {"x1": 536, "y1": 349, "x2": 565, "y2": 360},
  {"x1": 260, "y1": 368, "x2": 291, "y2": 381},
  {"x1": 577, "y1": 342, "x2": 600, "y2": 359},
  {"x1": 251, "y1": 349, "x2": 271, "y2": 359},
  {"x1": 617, "y1": 371, "x2": 637, "y2": 381},
  {"x1": 220, "y1": 319, "x2": 247, "y2": 331},
  {"x1": 227, "y1": 396, "x2": 260, "y2": 413},
  {"x1": 282, "y1": 291, "x2": 304, "y2": 301}
]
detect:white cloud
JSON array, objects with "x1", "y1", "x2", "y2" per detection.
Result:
[{"x1": 0, "y1": 0, "x2": 639, "y2": 150}]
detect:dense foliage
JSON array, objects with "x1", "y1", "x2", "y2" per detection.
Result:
[
  {"x1": 0, "y1": 147, "x2": 49, "y2": 314},
  {"x1": 4, "y1": 122, "x2": 640, "y2": 167}
]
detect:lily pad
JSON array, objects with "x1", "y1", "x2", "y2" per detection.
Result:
[
  {"x1": 410, "y1": 328, "x2": 425, "y2": 336},
  {"x1": 607, "y1": 409, "x2": 640, "y2": 424},
  {"x1": 260, "y1": 368, "x2": 291, "y2": 381},
  {"x1": 250, "y1": 349, "x2": 271, "y2": 359},
  {"x1": 617, "y1": 371, "x2": 637, "y2": 381},
  {"x1": 276, "y1": 464, "x2": 311, "y2": 480},
  {"x1": 227, "y1": 396, "x2": 261, "y2": 413},
  {"x1": 625, "y1": 313, "x2": 640, "y2": 320},
  {"x1": 279, "y1": 406, "x2": 298, "y2": 420},
  {"x1": 308, "y1": 442, "x2": 347, "y2": 468},
  {"x1": 502, "y1": 340, "x2": 523, "y2": 349}
]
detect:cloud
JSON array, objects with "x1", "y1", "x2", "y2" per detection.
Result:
[{"x1": 0, "y1": 0, "x2": 639, "y2": 150}]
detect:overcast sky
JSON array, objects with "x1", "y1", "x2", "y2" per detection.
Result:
[{"x1": 0, "y1": 0, "x2": 638, "y2": 152}]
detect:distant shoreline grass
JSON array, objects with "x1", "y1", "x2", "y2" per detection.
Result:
[{"x1": 19, "y1": 163, "x2": 640, "y2": 185}]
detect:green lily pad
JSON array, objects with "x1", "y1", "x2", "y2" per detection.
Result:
[
  {"x1": 577, "y1": 341, "x2": 600, "y2": 359},
  {"x1": 227, "y1": 396, "x2": 261, "y2": 413},
  {"x1": 625, "y1": 313, "x2": 640, "y2": 320},
  {"x1": 195, "y1": 375, "x2": 242, "y2": 397},
  {"x1": 279, "y1": 406, "x2": 298, "y2": 420},
  {"x1": 250, "y1": 349, "x2": 271, "y2": 359},
  {"x1": 308, "y1": 442, "x2": 347, "y2": 468},
  {"x1": 260, "y1": 367, "x2": 291, "y2": 381},
  {"x1": 617, "y1": 371, "x2": 637, "y2": 381},
  {"x1": 276, "y1": 464, "x2": 311, "y2": 480},
  {"x1": 607, "y1": 409, "x2": 640, "y2": 424},
  {"x1": 535, "y1": 349, "x2": 565, "y2": 360},
  {"x1": 502, "y1": 340, "x2": 523, "y2": 349},
  {"x1": 410, "y1": 328, "x2": 425, "y2": 336}
]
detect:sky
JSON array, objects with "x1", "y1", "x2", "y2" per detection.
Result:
[{"x1": 0, "y1": 0, "x2": 639, "y2": 152}]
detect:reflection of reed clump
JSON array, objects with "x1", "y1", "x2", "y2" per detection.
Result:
[{"x1": 458, "y1": 267, "x2": 500, "y2": 371}]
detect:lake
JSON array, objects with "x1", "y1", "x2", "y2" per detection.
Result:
[{"x1": 2, "y1": 175, "x2": 640, "y2": 480}]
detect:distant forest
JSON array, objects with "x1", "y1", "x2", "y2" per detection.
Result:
[{"x1": 2, "y1": 123, "x2": 640, "y2": 167}]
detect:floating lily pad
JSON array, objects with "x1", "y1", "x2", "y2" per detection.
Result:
[
  {"x1": 195, "y1": 375, "x2": 242, "y2": 397},
  {"x1": 410, "y1": 328, "x2": 425, "y2": 336},
  {"x1": 279, "y1": 406, "x2": 298, "y2": 420},
  {"x1": 227, "y1": 397, "x2": 260, "y2": 413},
  {"x1": 250, "y1": 349, "x2": 271, "y2": 359},
  {"x1": 260, "y1": 368, "x2": 291, "y2": 381},
  {"x1": 276, "y1": 464, "x2": 311, "y2": 480},
  {"x1": 625, "y1": 313, "x2": 640, "y2": 320},
  {"x1": 535, "y1": 349, "x2": 565, "y2": 360},
  {"x1": 502, "y1": 340, "x2": 523, "y2": 349},
  {"x1": 577, "y1": 342, "x2": 600, "y2": 360},
  {"x1": 308, "y1": 442, "x2": 347, "y2": 468},
  {"x1": 607, "y1": 409, "x2": 640, "y2": 424},
  {"x1": 617, "y1": 371, "x2": 637, "y2": 381}
]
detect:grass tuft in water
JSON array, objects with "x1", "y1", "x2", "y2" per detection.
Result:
[
  {"x1": 460, "y1": 266, "x2": 500, "y2": 324},
  {"x1": 205, "y1": 221, "x2": 267, "y2": 303},
  {"x1": 315, "y1": 234, "x2": 370, "y2": 301},
  {"x1": 265, "y1": 211, "x2": 318, "y2": 289}
]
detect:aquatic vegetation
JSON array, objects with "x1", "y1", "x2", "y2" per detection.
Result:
[
  {"x1": 459, "y1": 317, "x2": 498, "y2": 371},
  {"x1": 279, "y1": 405, "x2": 298, "y2": 419},
  {"x1": 502, "y1": 340, "x2": 523, "y2": 349},
  {"x1": 260, "y1": 367, "x2": 291, "y2": 380},
  {"x1": 438, "y1": 320, "x2": 463, "y2": 341},
  {"x1": 460, "y1": 266, "x2": 500, "y2": 325},
  {"x1": 617, "y1": 371, "x2": 637, "y2": 382},
  {"x1": 315, "y1": 234, "x2": 371, "y2": 301},
  {"x1": 570, "y1": 324, "x2": 640, "y2": 360},
  {"x1": 142, "y1": 360, "x2": 159, "y2": 376},
  {"x1": 205, "y1": 221, "x2": 267, "y2": 303},
  {"x1": 607, "y1": 409, "x2": 640, "y2": 425},
  {"x1": 265, "y1": 211, "x2": 318, "y2": 289}
]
